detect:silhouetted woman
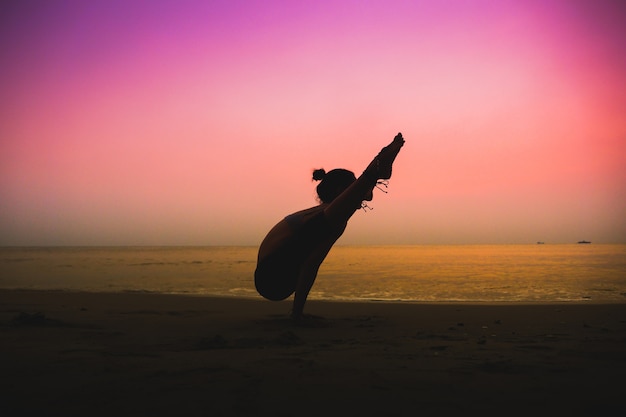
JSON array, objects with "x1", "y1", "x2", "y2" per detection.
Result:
[{"x1": 255, "y1": 133, "x2": 405, "y2": 322}]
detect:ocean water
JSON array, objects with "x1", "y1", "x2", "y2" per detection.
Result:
[{"x1": 1, "y1": 245, "x2": 625, "y2": 303}]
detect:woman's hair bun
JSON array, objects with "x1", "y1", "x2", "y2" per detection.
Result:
[{"x1": 312, "y1": 168, "x2": 326, "y2": 181}]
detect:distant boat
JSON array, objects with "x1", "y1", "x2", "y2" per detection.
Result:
[
  {"x1": 537, "y1": 241, "x2": 545, "y2": 244},
  {"x1": 577, "y1": 240, "x2": 591, "y2": 244}
]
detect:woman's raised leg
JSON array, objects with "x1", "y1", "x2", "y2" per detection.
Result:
[{"x1": 323, "y1": 133, "x2": 405, "y2": 224}]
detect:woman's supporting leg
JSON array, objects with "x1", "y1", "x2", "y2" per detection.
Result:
[{"x1": 292, "y1": 264, "x2": 320, "y2": 319}]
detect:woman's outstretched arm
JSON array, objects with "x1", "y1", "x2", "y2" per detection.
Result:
[{"x1": 323, "y1": 133, "x2": 405, "y2": 223}]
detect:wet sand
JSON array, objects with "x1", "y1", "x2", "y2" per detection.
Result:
[{"x1": 1, "y1": 290, "x2": 625, "y2": 416}]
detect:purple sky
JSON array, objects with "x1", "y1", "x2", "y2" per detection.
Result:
[{"x1": 1, "y1": 0, "x2": 625, "y2": 245}]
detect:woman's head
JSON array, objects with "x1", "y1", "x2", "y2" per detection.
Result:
[{"x1": 312, "y1": 168, "x2": 356, "y2": 203}]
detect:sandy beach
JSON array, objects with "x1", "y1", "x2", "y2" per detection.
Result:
[{"x1": 1, "y1": 290, "x2": 625, "y2": 416}]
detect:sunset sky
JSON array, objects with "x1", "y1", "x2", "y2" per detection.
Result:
[{"x1": 1, "y1": 0, "x2": 625, "y2": 246}]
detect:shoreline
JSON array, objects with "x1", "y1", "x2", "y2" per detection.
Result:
[
  {"x1": 2, "y1": 290, "x2": 625, "y2": 416},
  {"x1": 2, "y1": 287, "x2": 623, "y2": 305}
]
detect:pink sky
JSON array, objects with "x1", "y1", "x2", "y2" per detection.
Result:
[{"x1": 1, "y1": 0, "x2": 625, "y2": 245}]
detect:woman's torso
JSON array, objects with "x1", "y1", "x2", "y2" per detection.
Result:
[{"x1": 257, "y1": 205, "x2": 346, "y2": 261}]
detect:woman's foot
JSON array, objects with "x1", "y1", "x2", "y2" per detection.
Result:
[
  {"x1": 290, "y1": 311, "x2": 327, "y2": 326},
  {"x1": 366, "y1": 133, "x2": 405, "y2": 180}
]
